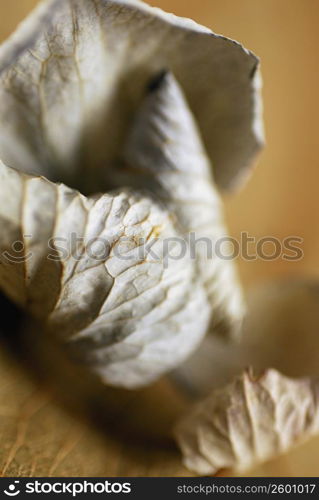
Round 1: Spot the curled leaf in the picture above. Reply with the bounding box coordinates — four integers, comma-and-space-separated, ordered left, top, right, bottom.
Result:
0, 159, 211, 388
0, 50, 246, 387
0, 0, 263, 192
175, 369, 319, 476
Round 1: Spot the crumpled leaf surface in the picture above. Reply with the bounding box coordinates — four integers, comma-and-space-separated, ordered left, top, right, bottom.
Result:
0, 158, 212, 388
174, 279, 319, 475
175, 368, 319, 476
0, 0, 263, 192
0, 59, 245, 387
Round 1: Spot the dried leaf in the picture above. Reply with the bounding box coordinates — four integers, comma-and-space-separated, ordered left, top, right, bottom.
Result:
174, 279, 319, 474
0, 0, 263, 192
0, 159, 211, 388
0, 62, 245, 387
175, 369, 319, 475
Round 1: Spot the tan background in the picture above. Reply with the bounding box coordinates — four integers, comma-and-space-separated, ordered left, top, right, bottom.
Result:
0, 0, 319, 477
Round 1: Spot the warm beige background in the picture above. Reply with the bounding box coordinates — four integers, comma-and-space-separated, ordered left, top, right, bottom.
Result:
0, 0, 319, 477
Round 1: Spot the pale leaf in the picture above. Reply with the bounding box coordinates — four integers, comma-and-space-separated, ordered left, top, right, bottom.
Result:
0, 159, 211, 388
0, 0, 263, 192
175, 369, 319, 475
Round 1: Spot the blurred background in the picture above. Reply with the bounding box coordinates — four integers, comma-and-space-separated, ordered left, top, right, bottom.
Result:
0, 0, 319, 477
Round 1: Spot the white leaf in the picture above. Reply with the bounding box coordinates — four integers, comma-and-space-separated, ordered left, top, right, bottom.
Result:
0, 160, 211, 388
0, 54, 246, 387
175, 369, 319, 475
0, 0, 263, 192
